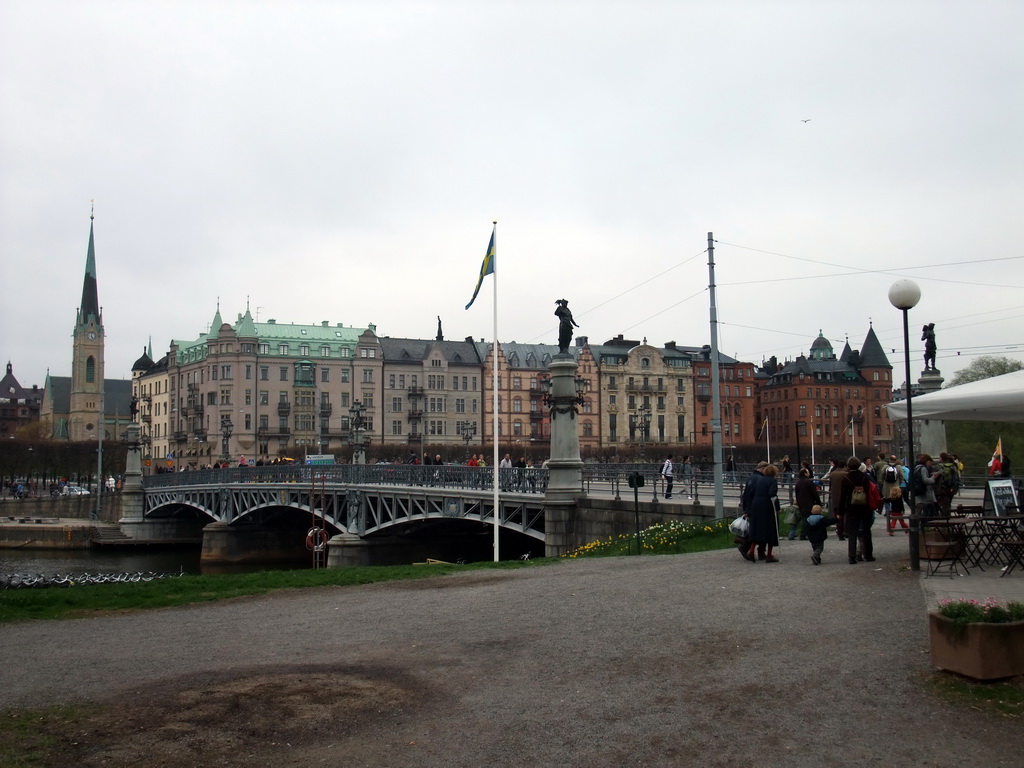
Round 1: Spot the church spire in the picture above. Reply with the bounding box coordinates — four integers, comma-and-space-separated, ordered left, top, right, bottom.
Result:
79, 204, 100, 326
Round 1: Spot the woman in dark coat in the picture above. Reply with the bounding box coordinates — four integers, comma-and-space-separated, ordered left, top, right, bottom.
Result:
742, 464, 780, 562
839, 456, 874, 564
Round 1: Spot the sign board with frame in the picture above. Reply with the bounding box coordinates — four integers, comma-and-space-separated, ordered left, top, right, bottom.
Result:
983, 478, 1019, 516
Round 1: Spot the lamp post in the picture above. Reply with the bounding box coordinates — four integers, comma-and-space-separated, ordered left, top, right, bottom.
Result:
889, 279, 921, 572
348, 400, 367, 465
220, 415, 233, 463
461, 420, 476, 462
635, 403, 652, 461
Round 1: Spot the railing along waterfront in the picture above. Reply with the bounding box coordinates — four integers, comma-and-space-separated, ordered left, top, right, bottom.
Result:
142, 464, 549, 494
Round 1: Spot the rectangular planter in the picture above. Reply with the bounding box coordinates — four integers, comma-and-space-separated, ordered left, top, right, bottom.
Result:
928, 612, 1024, 681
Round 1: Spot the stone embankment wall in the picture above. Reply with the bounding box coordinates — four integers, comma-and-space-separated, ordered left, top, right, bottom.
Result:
0, 495, 122, 523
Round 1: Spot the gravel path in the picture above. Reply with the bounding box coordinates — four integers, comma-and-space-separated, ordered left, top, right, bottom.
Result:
0, 532, 1019, 767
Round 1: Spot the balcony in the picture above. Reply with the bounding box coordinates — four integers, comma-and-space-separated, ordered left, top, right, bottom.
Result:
277, 402, 291, 416
141, 413, 152, 423
319, 403, 333, 417
626, 382, 667, 394
193, 429, 207, 441
408, 386, 424, 398
696, 392, 711, 402
173, 431, 188, 442
407, 409, 423, 420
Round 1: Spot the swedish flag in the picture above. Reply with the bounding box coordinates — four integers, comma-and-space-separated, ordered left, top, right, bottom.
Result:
465, 225, 496, 310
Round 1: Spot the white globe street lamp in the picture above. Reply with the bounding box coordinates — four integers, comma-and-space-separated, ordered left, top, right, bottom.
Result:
889, 279, 921, 571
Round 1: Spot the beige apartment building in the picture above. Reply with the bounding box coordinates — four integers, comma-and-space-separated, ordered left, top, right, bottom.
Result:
589, 335, 694, 456
475, 339, 601, 457
377, 329, 485, 460
134, 307, 380, 468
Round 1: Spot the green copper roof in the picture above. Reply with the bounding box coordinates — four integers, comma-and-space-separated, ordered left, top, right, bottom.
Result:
235, 308, 257, 338
79, 217, 100, 324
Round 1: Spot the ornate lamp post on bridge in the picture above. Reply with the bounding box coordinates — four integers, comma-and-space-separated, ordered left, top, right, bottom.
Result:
460, 420, 476, 462
348, 400, 368, 465
635, 403, 652, 461
219, 415, 233, 463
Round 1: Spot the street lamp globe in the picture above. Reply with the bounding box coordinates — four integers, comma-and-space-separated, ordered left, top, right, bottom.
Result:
888, 279, 921, 311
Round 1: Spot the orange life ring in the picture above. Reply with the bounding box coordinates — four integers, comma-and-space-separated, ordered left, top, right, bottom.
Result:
306, 527, 329, 551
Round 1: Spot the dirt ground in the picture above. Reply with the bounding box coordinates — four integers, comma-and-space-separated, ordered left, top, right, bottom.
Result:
2, 535, 1021, 768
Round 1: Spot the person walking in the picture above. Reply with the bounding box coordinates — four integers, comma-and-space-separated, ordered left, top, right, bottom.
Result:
839, 456, 874, 564
913, 454, 940, 518
661, 455, 674, 499
826, 458, 847, 541
792, 467, 821, 540
741, 464, 781, 563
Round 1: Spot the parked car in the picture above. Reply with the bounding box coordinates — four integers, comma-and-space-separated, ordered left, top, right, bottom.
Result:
63, 485, 90, 496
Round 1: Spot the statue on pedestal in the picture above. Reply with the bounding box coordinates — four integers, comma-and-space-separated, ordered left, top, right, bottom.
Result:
922, 323, 937, 372
555, 299, 579, 354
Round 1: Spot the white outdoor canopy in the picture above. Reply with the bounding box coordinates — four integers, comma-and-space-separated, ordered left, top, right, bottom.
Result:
886, 369, 1024, 423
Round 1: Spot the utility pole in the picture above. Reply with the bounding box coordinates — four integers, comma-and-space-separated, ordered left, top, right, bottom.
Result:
707, 233, 724, 519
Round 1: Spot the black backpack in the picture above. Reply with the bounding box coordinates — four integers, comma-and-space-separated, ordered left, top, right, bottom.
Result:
912, 464, 928, 496
883, 464, 900, 485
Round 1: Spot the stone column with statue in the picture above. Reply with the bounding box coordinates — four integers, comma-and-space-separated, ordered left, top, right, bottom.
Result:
916, 322, 947, 457
544, 299, 585, 556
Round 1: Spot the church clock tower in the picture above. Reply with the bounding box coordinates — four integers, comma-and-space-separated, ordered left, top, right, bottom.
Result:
69, 210, 105, 442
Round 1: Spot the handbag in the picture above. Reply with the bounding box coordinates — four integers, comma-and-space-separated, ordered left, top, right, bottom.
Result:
729, 516, 750, 537
782, 505, 799, 526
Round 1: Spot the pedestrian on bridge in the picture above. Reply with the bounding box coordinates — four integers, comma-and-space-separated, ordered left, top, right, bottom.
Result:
661, 455, 674, 499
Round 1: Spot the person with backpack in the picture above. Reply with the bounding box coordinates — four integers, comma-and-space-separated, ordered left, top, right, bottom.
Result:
935, 451, 961, 516
839, 456, 875, 564
912, 454, 940, 518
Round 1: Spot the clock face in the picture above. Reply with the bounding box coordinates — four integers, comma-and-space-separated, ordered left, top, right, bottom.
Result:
88, 332, 97, 340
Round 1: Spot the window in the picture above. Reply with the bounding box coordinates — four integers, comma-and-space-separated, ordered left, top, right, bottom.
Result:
300, 345, 309, 357
513, 397, 522, 413
245, 389, 252, 406
363, 393, 374, 408
259, 414, 268, 429
513, 376, 522, 389
340, 347, 350, 358
389, 374, 396, 389
279, 344, 289, 355
207, 391, 217, 405
280, 367, 288, 381
321, 368, 329, 383
260, 366, 269, 381
455, 398, 465, 413
259, 343, 270, 354
392, 420, 403, 435
211, 366, 218, 381
260, 390, 269, 405
362, 369, 373, 383
392, 397, 403, 412
321, 345, 331, 357
245, 365, 252, 380
341, 369, 350, 383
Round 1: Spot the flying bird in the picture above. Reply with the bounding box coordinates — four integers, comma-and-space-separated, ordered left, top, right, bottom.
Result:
801, 118, 812, 123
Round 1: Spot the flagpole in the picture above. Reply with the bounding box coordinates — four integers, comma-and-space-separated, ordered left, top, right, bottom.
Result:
766, 413, 771, 464
491, 222, 500, 562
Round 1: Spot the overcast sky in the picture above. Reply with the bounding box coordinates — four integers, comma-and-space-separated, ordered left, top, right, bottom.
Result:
2, 0, 1022, 392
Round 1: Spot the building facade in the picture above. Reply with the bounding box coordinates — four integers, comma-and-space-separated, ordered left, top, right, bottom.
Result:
756, 328, 895, 458
589, 335, 694, 455
378, 326, 484, 458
